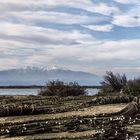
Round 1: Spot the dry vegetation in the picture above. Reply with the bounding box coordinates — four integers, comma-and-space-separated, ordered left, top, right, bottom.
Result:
38, 80, 86, 96
0, 95, 139, 140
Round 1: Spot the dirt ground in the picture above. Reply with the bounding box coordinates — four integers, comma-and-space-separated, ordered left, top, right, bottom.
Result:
0, 95, 139, 140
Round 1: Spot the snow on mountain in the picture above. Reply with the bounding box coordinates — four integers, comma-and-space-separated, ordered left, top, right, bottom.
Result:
0, 66, 101, 86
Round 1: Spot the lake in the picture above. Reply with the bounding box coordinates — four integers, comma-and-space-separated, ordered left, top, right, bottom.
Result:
0, 88, 99, 95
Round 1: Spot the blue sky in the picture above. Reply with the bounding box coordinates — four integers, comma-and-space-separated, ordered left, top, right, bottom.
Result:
0, 0, 140, 76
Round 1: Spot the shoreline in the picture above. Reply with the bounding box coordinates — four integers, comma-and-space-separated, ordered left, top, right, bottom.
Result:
0, 85, 102, 89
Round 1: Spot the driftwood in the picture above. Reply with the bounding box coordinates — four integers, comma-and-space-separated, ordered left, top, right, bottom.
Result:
98, 97, 140, 116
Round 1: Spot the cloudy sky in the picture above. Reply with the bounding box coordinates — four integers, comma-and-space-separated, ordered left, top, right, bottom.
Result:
0, 0, 140, 75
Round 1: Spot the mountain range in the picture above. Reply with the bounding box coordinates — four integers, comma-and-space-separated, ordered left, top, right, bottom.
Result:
0, 66, 101, 86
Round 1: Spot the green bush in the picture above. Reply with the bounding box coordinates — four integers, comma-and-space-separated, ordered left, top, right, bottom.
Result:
38, 80, 86, 96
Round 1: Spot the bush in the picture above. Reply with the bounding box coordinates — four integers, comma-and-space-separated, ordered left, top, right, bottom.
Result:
100, 71, 127, 94
38, 80, 86, 96
123, 78, 140, 96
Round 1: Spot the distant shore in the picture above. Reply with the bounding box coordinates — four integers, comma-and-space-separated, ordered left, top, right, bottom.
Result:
0, 85, 102, 89
0, 85, 43, 89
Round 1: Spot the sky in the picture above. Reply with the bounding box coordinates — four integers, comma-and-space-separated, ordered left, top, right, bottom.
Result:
0, 0, 140, 76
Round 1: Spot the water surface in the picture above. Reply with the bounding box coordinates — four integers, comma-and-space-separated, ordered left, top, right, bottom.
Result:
0, 88, 99, 95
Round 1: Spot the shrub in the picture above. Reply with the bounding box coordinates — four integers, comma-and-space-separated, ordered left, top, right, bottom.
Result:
100, 71, 127, 94
38, 80, 86, 96
123, 78, 140, 96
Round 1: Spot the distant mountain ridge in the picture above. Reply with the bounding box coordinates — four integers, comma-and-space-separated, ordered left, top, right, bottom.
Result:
0, 66, 101, 86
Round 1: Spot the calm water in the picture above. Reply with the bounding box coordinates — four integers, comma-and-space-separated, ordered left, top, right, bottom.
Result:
0, 88, 99, 95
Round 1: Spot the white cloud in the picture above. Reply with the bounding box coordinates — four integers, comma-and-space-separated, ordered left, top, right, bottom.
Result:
0, 0, 139, 75
112, 15, 140, 27
0, 31, 140, 73
47, 1, 121, 16
5, 11, 108, 25
92, 3, 121, 16
65, 39, 140, 61
128, 6, 140, 16
0, 22, 139, 66
112, 1, 140, 27
111, 67, 140, 73
0, 22, 93, 44
0, 58, 19, 69
82, 24, 113, 32
0, 0, 121, 16
113, 0, 140, 4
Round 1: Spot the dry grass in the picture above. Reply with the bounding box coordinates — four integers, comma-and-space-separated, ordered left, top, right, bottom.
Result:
0, 104, 126, 124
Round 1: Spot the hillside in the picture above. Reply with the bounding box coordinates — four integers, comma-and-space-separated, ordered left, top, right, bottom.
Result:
0, 67, 101, 86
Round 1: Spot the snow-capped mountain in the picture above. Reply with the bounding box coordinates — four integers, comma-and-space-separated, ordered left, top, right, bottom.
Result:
0, 66, 101, 86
